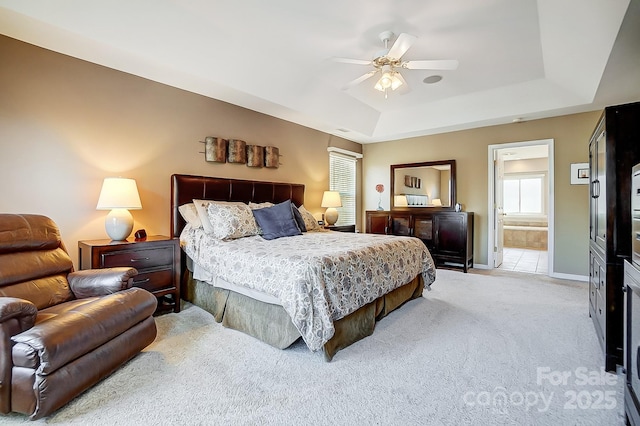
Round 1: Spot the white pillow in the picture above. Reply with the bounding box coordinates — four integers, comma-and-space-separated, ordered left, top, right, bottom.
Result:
206, 202, 260, 240
193, 199, 216, 234
298, 205, 320, 231
178, 203, 202, 229
248, 201, 274, 210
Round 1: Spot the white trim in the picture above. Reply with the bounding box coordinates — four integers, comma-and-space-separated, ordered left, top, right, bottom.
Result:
550, 272, 588, 282
327, 146, 363, 159
472, 263, 490, 270
488, 139, 555, 276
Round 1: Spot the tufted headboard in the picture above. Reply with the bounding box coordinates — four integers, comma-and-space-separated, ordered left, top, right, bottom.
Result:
170, 174, 305, 238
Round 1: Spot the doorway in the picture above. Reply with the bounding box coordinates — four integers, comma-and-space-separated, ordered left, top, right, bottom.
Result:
487, 139, 554, 275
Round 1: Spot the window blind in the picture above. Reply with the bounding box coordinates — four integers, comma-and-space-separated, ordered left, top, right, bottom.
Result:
329, 152, 357, 225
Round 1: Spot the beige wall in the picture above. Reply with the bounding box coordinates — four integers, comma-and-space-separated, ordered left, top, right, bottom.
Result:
0, 35, 361, 267
363, 111, 600, 276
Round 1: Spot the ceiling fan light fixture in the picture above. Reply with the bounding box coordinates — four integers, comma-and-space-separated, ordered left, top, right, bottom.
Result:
390, 72, 403, 90
374, 65, 403, 94
376, 65, 394, 90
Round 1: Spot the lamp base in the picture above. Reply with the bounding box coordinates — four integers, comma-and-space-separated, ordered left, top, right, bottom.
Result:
104, 209, 134, 241
325, 207, 339, 226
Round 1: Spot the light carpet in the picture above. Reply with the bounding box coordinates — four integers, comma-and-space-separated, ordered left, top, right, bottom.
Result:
0, 269, 626, 425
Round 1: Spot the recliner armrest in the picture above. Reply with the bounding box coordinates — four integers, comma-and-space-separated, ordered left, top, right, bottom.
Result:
0, 298, 37, 332
68, 267, 138, 299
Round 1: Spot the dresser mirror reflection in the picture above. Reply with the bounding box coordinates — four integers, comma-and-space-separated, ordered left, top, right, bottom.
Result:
390, 160, 456, 210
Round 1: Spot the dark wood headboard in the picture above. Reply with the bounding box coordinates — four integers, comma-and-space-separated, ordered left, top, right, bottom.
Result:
170, 174, 305, 238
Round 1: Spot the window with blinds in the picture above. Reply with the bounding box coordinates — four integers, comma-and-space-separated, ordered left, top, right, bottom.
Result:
329, 152, 356, 225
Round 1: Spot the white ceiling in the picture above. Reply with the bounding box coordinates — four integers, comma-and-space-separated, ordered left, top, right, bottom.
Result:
0, 0, 638, 143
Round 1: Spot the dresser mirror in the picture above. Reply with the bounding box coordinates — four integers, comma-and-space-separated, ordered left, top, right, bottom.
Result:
390, 160, 456, 210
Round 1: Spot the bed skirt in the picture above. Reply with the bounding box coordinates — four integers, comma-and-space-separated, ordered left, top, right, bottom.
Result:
183, 272, 424, 361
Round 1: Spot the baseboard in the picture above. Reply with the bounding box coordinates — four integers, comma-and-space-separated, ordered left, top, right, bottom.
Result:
549, 271, 588, 282
472, 263, 490, 269
471, 264, 588, 282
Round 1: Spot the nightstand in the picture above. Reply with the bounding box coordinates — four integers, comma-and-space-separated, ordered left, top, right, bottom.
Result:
78, 236, 180, 314
325, 224, 356, 233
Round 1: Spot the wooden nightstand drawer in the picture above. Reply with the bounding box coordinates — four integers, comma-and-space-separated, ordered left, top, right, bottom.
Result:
101, 247, 174, 270
78, 236, 180, 314
132, 269, 175, 293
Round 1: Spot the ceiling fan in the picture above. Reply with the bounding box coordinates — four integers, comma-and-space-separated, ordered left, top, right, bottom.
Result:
334, 31, 458, 98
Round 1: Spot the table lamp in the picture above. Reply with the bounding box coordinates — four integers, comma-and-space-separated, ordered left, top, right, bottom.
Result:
321, 191, 342, 226
96, 177, 142, 241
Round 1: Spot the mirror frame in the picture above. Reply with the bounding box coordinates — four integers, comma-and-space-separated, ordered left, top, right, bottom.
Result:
390, 159, 457, 211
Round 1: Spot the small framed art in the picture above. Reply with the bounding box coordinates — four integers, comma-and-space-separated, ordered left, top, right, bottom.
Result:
571, 163, 589, 185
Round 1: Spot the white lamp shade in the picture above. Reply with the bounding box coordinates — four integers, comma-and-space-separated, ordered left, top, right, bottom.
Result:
394, 195, 408, 207
97, 178, 142, 241
432, 198, 442, 206
96, 178, 142, 210
321, 191, 342, 208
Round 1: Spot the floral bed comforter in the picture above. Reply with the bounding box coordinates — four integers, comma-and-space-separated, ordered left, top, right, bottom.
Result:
180, 226, 436, 351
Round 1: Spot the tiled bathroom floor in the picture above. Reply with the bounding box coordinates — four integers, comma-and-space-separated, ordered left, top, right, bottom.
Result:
497, 247, 548, 274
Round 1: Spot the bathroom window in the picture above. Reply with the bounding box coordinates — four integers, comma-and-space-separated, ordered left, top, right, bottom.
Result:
504, 174, 545, 215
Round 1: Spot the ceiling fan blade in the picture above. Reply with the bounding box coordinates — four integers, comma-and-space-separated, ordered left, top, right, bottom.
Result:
402, 59, 459, 70
332, 57, 372, 65
386, 33, 417, 60
342, 70, 377, 90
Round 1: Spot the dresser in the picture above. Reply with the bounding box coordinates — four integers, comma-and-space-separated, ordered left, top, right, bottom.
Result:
366, 210, 473, 272
588, 101, 640, 372
78, 236, 181, 313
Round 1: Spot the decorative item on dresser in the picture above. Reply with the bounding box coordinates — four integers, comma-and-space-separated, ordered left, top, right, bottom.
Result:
366, 210, 473, 272
587, 101, 640, 373
78, 236, 181, 314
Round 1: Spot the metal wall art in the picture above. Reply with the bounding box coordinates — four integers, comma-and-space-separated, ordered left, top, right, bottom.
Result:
200, 137, 280, 168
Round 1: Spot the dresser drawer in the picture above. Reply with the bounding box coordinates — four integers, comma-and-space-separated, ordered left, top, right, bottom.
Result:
101, 246, 174, 270
132, 269, 175, 293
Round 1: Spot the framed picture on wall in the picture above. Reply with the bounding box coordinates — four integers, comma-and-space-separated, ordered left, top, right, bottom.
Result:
404, 175, 413, 188
571, 162, 589, 185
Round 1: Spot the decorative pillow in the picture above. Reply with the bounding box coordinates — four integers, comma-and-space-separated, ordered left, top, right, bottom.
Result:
248, 201, 275, 210
193, 199, 216, 234
291, 204, 307, 232
178, 203, 202, 229
252, 200, 302, 240
298, 205, 320, 231
206, 202, 260, 240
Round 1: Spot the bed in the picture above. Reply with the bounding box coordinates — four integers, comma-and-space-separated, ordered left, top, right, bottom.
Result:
171, 174, 436, 360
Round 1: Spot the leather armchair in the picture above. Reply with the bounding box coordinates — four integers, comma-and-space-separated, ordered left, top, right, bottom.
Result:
0, 214, 158, 419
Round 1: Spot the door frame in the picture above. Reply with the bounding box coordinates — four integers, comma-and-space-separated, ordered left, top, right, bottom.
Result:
487, 138, 555, 275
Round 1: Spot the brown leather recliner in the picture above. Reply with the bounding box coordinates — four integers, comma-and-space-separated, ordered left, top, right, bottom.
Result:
0, 214, 158, 420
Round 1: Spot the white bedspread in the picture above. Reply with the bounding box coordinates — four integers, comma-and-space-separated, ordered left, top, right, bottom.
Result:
181, 227, 436, 351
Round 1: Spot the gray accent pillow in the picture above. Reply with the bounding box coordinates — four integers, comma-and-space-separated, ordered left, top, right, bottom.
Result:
252, 200, 302, 240
291, 204, 307, 232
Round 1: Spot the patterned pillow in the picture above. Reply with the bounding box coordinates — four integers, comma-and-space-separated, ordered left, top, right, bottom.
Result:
206, 202, 260, 240
178, 203, 202, 229
298, 205, 320, 231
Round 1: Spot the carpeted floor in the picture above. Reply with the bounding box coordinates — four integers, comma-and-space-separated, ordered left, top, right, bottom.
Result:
0, 269, 627, 425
